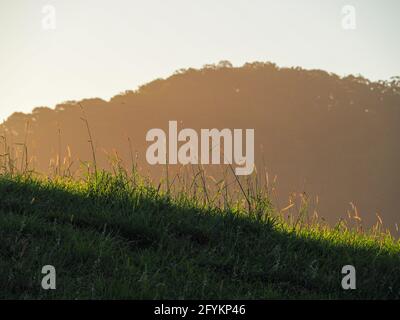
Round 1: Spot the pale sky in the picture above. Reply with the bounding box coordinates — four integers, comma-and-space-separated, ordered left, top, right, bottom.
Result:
0, 0, 399, 121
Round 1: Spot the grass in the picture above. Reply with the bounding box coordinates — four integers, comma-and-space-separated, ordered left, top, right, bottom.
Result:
0, 170, 399, 300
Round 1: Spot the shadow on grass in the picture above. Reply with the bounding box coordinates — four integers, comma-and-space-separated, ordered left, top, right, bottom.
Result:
0, 175, 399, 299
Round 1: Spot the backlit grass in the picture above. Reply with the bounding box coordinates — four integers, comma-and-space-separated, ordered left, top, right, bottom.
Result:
0, 171, 399, 299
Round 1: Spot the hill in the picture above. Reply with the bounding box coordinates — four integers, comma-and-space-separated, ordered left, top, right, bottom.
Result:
0, 171, 399, 299
1, 61, 400, 229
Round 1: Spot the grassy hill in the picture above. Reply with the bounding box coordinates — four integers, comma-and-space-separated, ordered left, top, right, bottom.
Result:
2, 62, 400, 229
0, 171, 399, 299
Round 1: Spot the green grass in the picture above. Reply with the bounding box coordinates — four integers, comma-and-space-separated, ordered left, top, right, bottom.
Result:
0, 172, 399, 299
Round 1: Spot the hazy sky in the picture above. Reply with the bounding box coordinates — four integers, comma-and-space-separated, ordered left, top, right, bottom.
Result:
1, 0, 399, 121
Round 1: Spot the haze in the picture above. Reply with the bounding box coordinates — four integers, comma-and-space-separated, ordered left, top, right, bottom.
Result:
0, 0, 399, 121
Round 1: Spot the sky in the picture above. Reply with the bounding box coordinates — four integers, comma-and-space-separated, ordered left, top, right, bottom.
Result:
0, 0, 399, 121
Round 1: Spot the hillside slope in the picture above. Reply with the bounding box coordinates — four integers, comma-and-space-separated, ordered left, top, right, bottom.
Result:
0, 172, 399, 299
1, 62, 400, 229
